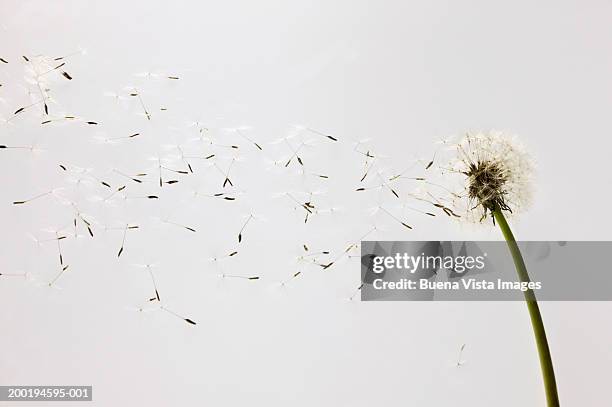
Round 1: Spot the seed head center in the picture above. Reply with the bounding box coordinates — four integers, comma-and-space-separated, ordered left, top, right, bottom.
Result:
466, 160, 509, 213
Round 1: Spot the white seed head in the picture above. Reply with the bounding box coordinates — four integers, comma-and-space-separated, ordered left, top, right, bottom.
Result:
442, 130, 534, 223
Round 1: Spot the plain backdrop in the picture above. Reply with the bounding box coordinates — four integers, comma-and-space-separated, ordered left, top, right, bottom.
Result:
1, 1, 611, 406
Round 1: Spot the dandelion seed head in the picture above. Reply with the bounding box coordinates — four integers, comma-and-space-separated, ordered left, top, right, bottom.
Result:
447, 130, 533, 223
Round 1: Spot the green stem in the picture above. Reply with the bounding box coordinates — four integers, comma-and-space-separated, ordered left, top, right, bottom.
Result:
493, 209, 559, 407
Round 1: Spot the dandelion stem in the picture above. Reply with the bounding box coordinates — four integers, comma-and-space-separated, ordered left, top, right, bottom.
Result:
493, 208, 559, 407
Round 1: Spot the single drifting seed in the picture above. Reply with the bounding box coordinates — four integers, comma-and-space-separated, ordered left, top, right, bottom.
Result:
377, 206, 413, 230
210, 251, 239, 262
401, 202, 436, 218
53, 49, 85, 61
12, 190, 56, 205
349, 283, 365, 301
425, 151, 437, 170
0, 144, 40, 151
235, 129, 263, 151
302, 127, 338, 142
377, 174, 401, 199
160, 306, 196, 326
353, 140, 375, 159
279, 271, 302, 287
144, 265, 161, 302
113, 168, 146, 184
0, 271, 28, 277
56, 231, 65, 265
456, 344, 466, 367
209, 142, 239, 149
48, 264, 70, 287
12, 98, 47, 118
160, 165, 189, 175
221, 273, 260, 281
162, 219, 196, 233
157, 157, 163, 187
129, 90, 150, 120
388, 173, 426, 182
101, 185, 126, 202
352, 142, 378, 181
116, 224, 139, 258
176, 145, 194, 173
30, 234, 67, 245
86, 172, 113, 190
237, 215, 254, 243
106, 133, 141, 143
118, 226, 127, 257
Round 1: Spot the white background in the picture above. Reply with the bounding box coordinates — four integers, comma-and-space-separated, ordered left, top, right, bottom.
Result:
1, 1, 611, 405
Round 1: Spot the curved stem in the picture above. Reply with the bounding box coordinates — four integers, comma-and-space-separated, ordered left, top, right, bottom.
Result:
493, 209, 560, 407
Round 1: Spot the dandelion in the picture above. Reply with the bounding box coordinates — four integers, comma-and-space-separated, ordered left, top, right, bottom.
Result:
441, 131, 532, 223
434, 130, 559, 406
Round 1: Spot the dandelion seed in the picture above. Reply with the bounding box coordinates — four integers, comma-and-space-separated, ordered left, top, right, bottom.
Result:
48, 264, 70, 287
0, 271, 29, 278
297, 126, 338, 142
129, 89, 150, 120
113, 168, 145, 183
160, 306, 196, 326
220, 273, 259, 281
237, 214, 254, 243
456, 343, 466, 367
234, 128, 263, 151
134, 264, 161, 302
12, 189, 58, 205
349, 283, 364, 301
161, 218, 196, 233
113, 223, 139, 258
12, 98, 47, 116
